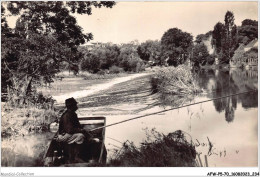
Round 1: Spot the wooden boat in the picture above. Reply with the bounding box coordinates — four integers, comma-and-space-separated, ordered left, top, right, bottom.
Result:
44, 116, 107, 167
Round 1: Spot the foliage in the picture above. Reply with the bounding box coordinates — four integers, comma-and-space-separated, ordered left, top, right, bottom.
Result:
1, 2, 116, 104
81, 44, 120, 72
1, 32, 74, 105
221, 11, 238, 63
212, 11, 238, 63
5, 1, 115, 46
4, 1, 114, 53
195, 34, 205, 44
109, 65, 124, 74
161, 28, 193, 67
80, 51, 101, 73
2, 132, 54, 166
212, 15, 257, 61
212, 22, 224, 53
102, 44, 121, 69
195, 31, 212, 44
191, 43, 210, 66
238, 19, 258, 45
150, 65, 202, 95
80, 42, 145, 73
241, 19, 258, 26
207, 55, 216, 65
108, 129, 196, 167
118, 43, 145, 72
137, 40, 162, 65
2, 105, 58, 138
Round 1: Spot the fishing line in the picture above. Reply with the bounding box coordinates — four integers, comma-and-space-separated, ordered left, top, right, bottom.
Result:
89, 89, 257, 132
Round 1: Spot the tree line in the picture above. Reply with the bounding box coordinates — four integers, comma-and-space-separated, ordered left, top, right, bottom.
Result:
79, 11, 258, 73
193, 11, 258, 66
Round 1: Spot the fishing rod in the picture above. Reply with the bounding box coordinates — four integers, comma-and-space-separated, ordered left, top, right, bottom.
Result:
89, 89, 257, 132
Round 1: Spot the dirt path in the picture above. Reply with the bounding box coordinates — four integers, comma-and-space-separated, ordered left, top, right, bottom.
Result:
53, 72, 152, 104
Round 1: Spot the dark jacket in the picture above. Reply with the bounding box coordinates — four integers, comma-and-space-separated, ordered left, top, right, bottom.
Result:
58, 110, 83, 135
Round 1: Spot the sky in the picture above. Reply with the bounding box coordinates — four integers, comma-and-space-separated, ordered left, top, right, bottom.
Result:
6, 1, 258, 44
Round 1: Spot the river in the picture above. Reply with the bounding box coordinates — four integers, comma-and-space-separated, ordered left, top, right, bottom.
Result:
1, 68, 258, 167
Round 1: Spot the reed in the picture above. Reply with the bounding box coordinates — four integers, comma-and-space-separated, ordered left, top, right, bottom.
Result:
150, 65, 202, 95
1, 133, 51, 167
1, 106, 58, 138
107, 129, 197, 167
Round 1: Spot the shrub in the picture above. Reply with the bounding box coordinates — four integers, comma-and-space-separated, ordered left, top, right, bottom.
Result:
207, 55, 215, 65
109, 65, 124, 74
150, 65, 202, 95
191, 43, 210, 66
108, 129, 197, 167
1, 106, 58, 138
96, 70, 106, 75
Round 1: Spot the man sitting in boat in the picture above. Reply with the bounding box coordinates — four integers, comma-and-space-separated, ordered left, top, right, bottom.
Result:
56, 97, 91, 163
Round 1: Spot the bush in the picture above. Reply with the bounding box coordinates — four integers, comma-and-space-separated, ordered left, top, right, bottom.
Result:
191, 43, 210, 66
207, 55, 215, 65
108, 129, 197, 167
1, 106, 58, 138
109, 65, 124, 74
96, 70, 106, 75
135, 62, 146, 72
5, 87, 55, 110
150, 65, 202, 95
80, 53, 101, 73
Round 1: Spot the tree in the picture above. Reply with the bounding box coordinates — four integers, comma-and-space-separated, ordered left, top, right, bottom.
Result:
238, 19, 258, 44
221, 11, 238, 63
102, 44, 121, 69
212, 22, 224, 54
191, 43, 210, 66
80, 44, 120, 73
81, 52, 102, 73
1, 2, 115, 105
118, 44, 145, 72
241, 19, 258, 26
195, 34, 205, 44
2, 32, 74, 105
161, 28, 193, 66
137, 40, 162, 65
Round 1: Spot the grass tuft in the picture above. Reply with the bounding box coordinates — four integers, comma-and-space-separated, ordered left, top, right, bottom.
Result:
150, 65, 202, 95
107, 129, 197, 167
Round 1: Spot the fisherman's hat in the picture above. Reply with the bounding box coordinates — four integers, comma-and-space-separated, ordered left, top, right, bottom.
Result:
65, 97, 78, 107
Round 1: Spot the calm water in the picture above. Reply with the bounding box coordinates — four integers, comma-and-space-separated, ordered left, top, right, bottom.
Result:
2, 68, 258, 167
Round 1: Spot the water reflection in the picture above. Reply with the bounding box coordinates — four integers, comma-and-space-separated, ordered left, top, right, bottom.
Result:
158, 68, 258, 123
157, 93, 195, 108
1, 132, 54, 167
195, 68, 258, 123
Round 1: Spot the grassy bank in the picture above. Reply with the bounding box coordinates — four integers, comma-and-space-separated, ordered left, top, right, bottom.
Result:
150, 65, 202, 95
1, 103, 58, 166
1, 104, 58, 138
1, 132, 53, 166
